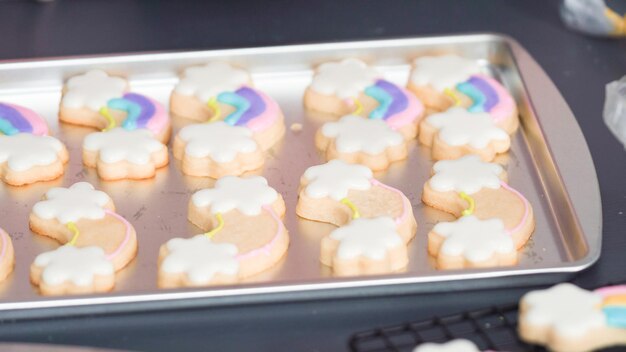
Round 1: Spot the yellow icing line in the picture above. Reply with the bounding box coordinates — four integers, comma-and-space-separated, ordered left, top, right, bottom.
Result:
459, 192, 475, 216
340, 198, 361, 219
67, 222, 80, 246
352, 98, 364, 116
207, 96, 221, 123
204, 213, 224, 239
99, 107, 116, 131
444, 88, 462, 106
604, 8, 626, 35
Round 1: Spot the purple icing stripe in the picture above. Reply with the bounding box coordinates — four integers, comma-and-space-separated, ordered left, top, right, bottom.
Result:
122, 93, 155, 128
375, 80, 408, 119
467, 76, 499, 111
0, 103, 32, 133
233, 87, 266, 126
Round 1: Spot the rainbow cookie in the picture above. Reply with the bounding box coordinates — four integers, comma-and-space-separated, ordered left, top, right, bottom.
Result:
413, 339, 480, 352
29, 182, 137, 295
0, 102, 69, 186
0, 228, 15, 283
158, 176, 288, 287
423, 156, 534, 269
296, 160, 416, 275
519, 283, 626, 352
304, 58, 424, 139
419, 107, 510, 162
171, 62, 285, 150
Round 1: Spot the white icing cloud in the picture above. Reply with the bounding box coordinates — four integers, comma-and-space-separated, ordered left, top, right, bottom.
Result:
174, 62, 250, 102
413, 339, 480, 352
192, 176, 278, 216
162, 234, 239, 284
310, 58, 379, 99
178, 121, 258, 162
83, 127, 165, 165
34, 245, 114, 286
410, 55, 482, 92
429, 155, 503, 194
33, 182, 111, 224
330, 217, 403, 260
427, 107, 509, 149
62, 70, 126, 111
433, 215, 514, 263
303, 159, 373, 201
321, 115, 403, 155
522, 283, 605, 337
0, 133, 64, 172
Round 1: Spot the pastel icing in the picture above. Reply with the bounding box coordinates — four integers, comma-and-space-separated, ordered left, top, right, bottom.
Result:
32, 182, 112, 224
177, 121, 258, 162
410, 55, 481, 92
174, 62, 250, 102
83, 127, 165, 165
365, 79, 424, 130
456, 74, 516, 123
103, 209, 133, 261
522, 283, 605, 337
321, 115, 404, 155
303, 160, 373, 201
62, 70, 126, 111
426, 107, 509, 149
329, 217, 403, 260
433, 215, 514, 262
310, 58, 379, 99
34, 245, 114, 286
0, 102, 48, 136
162, 234, 239, 284
0, 133, 64, 172
218, 87, 280, 132
412, 339, 480, 352
192, 176, 278, 216
595, 285, 626, 328
108, 93, 169, 136
429, 155, 503, 194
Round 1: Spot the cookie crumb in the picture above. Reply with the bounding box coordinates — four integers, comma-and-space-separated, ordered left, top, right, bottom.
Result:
290, 123, 303, 132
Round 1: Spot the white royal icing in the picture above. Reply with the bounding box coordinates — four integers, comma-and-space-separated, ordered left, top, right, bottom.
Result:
33, 182, 111, 224
427, 107, 509, 149
162, 234, 239, 284
433, 215, 514, 263
34, 245, 114, 286
413, 339, 480, 352
174, 62, 250, 102
177, 121, 258, 162
410, 55, 481, 92
429, 155, 503, 195
192, 176, 278, 216
83, 127, 165, 165
303, 159, 373, 201
522, 283, 605, 337
330, 217, 403, 260
61, 70, 126, 111
310, 58, 379, 99
321, 115, 403, 155
0, 133, 64, 172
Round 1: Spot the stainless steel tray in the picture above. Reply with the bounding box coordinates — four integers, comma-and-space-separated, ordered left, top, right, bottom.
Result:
0, 33, 601, 318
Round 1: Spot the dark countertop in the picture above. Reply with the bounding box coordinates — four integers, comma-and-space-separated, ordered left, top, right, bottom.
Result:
0, 1, 625, 351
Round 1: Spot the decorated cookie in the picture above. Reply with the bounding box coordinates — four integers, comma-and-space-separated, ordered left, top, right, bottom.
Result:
304, 58, 424, 139
29, 182, 137, 295
0, 103, 69, 186
413, 339, 480, 352
423, 156, 534, 269
296, 160, 416, 275
419, 107, 510, 161
0, 228, 15, 283
83, 127, 168, 180
316, 115, 407, 171
173, 121, 264, 178
519, 283, 626, 352
171, 62, 285, 150
60, 70, 171, 143
158, 176, 288, 287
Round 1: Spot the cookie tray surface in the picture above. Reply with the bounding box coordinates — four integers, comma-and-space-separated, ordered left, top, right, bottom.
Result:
0, 34, 601, 318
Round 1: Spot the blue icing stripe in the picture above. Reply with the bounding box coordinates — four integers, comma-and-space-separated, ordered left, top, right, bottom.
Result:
364, 85, 392, 119
0, 119, 19, 136
603, 306, 626, 328
108, 98, 142, 130
456, 81, 486, 113
0, 103, 31, 135
217, 91, 251, 126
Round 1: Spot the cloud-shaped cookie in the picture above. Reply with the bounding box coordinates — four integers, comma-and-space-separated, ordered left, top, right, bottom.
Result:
426, 107, 509, 149
329, 217, 403, 260
321, 115, 403, 155
174, 62, 250, 102
429, 155, 503, 194
0, 133, 65, 172
62, 70, 126, 111
410, 55, 481, 92
34, 245, 114, 286
32, 182, 112, 224
83, 127, 166, 165
310, 58, 379, 99
192, 176, 278, 216
303, 159, 373, 200
178, 121, 259, 162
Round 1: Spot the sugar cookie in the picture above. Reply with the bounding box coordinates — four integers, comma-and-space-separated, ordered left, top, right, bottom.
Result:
0, 102, 69, 186
423, 155, 534, 269
413, 339, 480, 352
519, 283, 626, 352
29, 182, 137, 295
0, 228, 15, 283
304, 58, 424, 139
170, 62, 284, 150
158, 176, 288, 287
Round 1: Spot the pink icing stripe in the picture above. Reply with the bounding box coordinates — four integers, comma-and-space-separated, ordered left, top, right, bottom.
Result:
235, 205, 283, 261
385, 86, 424, 131
370, 179, 409, 225
144, 95, 169, 135
474, 74, 515, 123
595, 285, 626, 297
10, 103, 48, 136
104, 209, 133, 261
0, 229, 7, 262
500, 181, 530, 236
245, 89, 280, 132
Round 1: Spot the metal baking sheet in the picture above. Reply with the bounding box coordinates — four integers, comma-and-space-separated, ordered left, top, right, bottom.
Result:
0, 34, 601, 318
